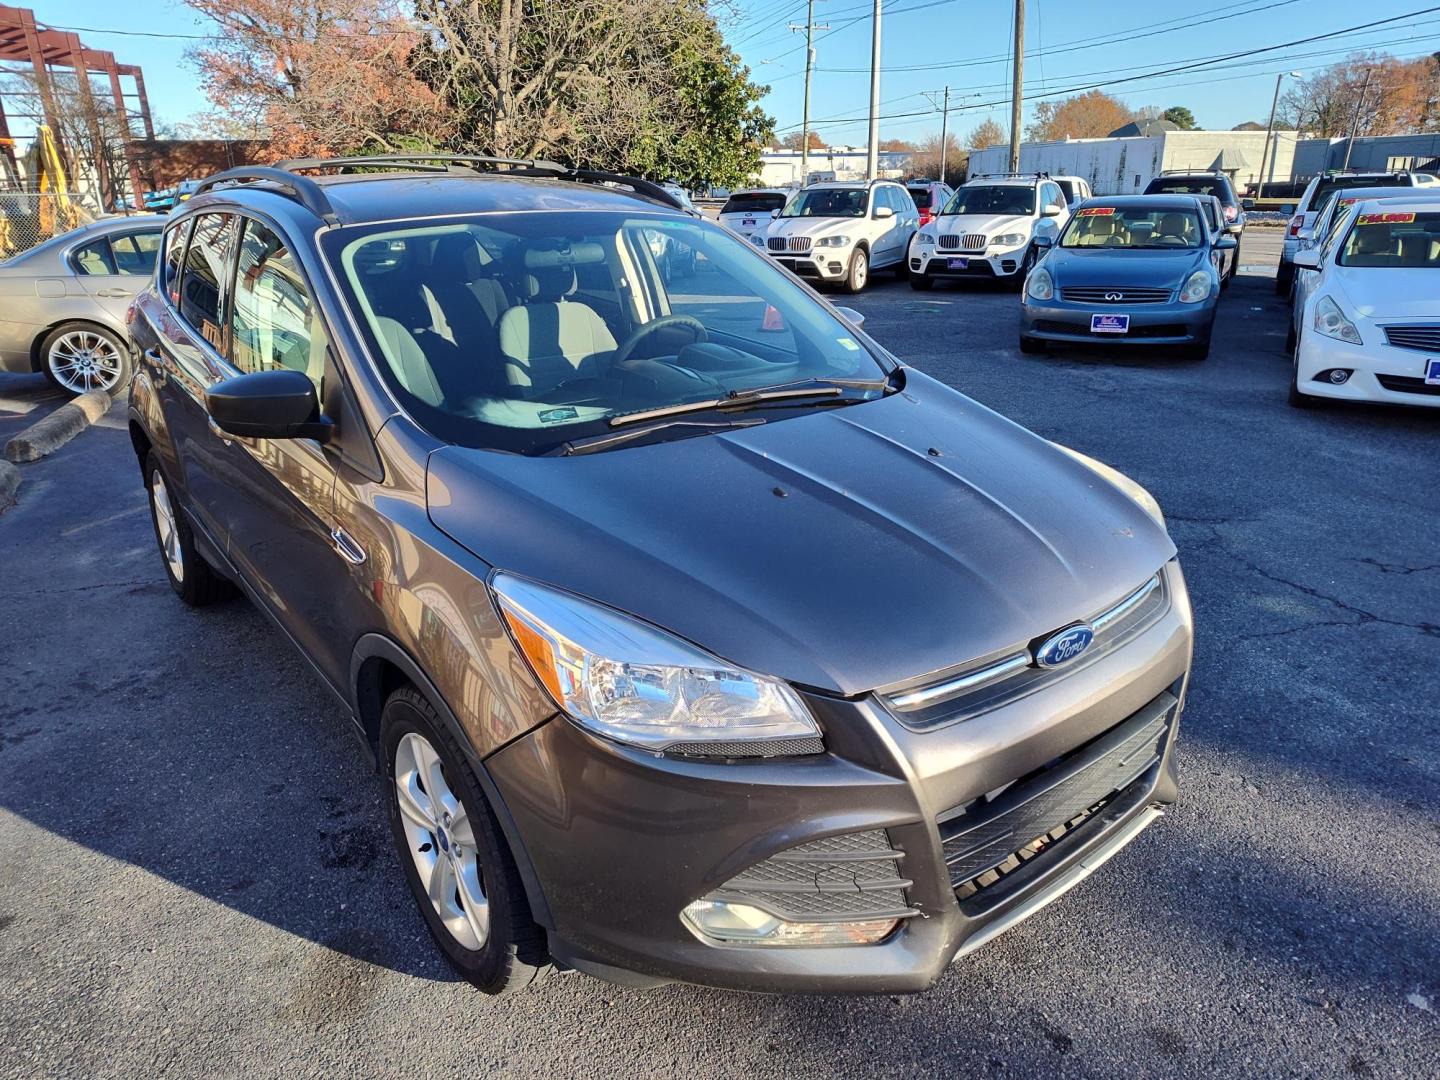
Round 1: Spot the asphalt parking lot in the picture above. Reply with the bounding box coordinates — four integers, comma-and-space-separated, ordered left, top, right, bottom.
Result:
1, 230, 1437, 1079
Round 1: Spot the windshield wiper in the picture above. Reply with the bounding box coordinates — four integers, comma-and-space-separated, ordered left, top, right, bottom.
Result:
609, 374, 895, 428
549, 417, 765, 456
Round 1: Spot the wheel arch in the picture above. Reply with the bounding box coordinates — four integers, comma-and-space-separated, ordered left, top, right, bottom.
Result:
30, 316, 129, 374
351, 632, 556, 930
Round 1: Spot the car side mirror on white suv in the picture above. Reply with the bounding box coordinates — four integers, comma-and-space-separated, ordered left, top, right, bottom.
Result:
1041, 203, 1064, 217
1293, 249, 1321, 269
874, 205, 895, 220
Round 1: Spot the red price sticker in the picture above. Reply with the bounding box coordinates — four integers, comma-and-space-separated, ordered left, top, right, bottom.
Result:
1076, 207, 1115, 217
1357, 212, 1415, 225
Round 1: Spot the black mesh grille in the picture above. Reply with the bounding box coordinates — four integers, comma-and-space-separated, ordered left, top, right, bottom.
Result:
706, 830, 915, 921
1375, 374, 1440, 397
665, 736, 825, 759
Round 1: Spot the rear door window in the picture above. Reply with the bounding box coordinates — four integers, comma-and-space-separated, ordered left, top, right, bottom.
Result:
179, 212, 238, 351
72, 238, 117, 275
230, 218, 327, 394
162, 219, 190, 305
111, 231, 161, 275
908, 187, 932, 209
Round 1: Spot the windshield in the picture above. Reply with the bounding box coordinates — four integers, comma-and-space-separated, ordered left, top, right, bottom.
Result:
779, 188, 869, 218
1310, 176, 1405, 212
940, 185, 1035, 217
1336, 210, 1440, 268
324, 212, 888, 454
1060, 207, 1205, 249
721, 193, 786, 215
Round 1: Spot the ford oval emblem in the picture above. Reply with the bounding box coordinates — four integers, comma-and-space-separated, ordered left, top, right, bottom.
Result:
1035, 624, 1095, 669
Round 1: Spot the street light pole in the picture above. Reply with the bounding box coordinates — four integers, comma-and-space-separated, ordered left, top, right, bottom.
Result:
1342, 68, 1373, 172
1256, 70, 1301, 201
866, 0, 882, 179
1008, 0, 1024, 173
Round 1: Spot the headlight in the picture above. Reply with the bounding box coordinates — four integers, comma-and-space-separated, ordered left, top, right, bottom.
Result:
1314, 295, 1362, 344
493, 575, 821, 753
992, 232, 1027, 247
916, 232, 935, 246
750, 233, 767, 247
815, 234, 852, 248
1179, 269, 1213, 304
1026, 266, 1054, 301
1052, 444, 1165, 528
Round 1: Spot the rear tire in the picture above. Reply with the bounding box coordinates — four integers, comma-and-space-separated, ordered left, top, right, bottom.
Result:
40, 322, 133, 397
382, 687, 552, 995
145, 451, 235, 607
842, 247, 869, 293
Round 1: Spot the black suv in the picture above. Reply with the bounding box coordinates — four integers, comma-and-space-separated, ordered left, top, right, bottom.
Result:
1143, 171, 1245, 278
126, 156, 1192, 995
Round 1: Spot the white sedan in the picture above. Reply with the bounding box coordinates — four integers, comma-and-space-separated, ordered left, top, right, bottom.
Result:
1289, 197, 1440, 408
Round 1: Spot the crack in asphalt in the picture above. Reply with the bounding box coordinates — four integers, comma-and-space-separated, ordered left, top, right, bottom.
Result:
0, 577, 158, 601
1356, 557, 1440, 576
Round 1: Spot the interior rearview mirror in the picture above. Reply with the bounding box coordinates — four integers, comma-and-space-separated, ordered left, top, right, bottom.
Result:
833, 305, 865, 329
874, 206, 895, 219
206, 369, 332, 442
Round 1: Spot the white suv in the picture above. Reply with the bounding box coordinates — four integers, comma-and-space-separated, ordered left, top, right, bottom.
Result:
753, 180, 918, 292
908, 175, 1069, 290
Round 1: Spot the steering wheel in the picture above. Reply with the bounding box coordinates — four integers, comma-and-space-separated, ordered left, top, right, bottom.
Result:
612, 315, 708, 367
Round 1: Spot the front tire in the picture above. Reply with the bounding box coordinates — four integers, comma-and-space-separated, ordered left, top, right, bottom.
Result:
1018, 334, 1048, 355
1274, 262, 1294, 296
41, 322, 133, 397
842, 246, 869, 293
1288, 338, 1322, 408
383, 687, 552, 995
1011, 246, 1037, 292
909, 273, 934, 291
145, 452, 235, 607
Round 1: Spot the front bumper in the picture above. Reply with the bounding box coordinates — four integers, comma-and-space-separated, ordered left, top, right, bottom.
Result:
910, 245, 1027, 280
763, 247, 854, 281
1021, 295, 1217, 346
486, 562, 1193, 993
1296, 332, 1440, 407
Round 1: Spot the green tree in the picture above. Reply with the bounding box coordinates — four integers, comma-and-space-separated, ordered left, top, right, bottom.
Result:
414, 0, 772, 189
1162, 105, 1197, 130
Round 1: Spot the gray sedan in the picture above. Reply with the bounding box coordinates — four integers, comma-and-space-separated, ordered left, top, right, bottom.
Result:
0, 215, 163, 394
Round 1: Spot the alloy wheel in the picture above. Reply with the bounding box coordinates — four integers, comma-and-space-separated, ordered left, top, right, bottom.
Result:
394, 732, 489, 951
150, 470, 185, 583
48, 330, 123, 394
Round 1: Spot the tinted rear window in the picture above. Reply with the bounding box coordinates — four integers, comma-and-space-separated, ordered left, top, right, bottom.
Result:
907, 187, 935, 209
721, 193, 786, 215
1147, 177, 1231, 202
1309, 176, 1406, 211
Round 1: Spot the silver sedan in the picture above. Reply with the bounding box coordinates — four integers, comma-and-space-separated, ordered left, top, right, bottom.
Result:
0, 215, 164, 395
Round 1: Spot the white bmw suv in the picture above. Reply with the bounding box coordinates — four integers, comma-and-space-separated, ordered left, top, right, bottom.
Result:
909, 175, 1069, 290
753, 180, 918, 292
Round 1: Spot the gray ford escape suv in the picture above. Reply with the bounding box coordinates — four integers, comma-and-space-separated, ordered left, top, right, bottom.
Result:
127, 156, 1193, 996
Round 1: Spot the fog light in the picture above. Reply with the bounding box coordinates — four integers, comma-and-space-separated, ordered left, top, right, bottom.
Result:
681, 900, 899, 947
910, 258, 921, 270
1324, 368, 1352, 385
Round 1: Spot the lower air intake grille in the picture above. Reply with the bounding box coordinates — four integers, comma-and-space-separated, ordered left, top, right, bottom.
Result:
666, 736, 825, 758
709, 829, 914, 921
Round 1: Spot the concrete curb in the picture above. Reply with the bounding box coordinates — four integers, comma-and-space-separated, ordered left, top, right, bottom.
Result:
3, 389, 113, 464
0, 459, 19, 506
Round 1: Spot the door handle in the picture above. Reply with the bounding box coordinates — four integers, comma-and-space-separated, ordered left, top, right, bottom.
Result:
330, 526, 367, 566
142, 347, 167, 387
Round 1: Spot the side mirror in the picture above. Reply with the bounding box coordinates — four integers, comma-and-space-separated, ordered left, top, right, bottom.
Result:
206, 369, 332, 442
833, 305, 865, 330
1292, 249, 1321, 270
1033, 233, 1054, 249
770, 208, 781, 219
874, 205, 895, 219
1214, 234, 1238, 250
1042, 203, 1063, 217
1241, 198, 1256, 210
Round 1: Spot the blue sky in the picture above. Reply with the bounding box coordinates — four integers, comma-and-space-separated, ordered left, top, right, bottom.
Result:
22, 0, 1440, 144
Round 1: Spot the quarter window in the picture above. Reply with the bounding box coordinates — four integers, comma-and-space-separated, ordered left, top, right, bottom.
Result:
162, 220, 190, 305
229, 219, 326, 394
72, 230, 162, 276
179, 213, 238, 350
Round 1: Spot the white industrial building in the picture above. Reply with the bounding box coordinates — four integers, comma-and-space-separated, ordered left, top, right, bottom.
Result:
966, 129, 1301, 195
755, 147, 911, 188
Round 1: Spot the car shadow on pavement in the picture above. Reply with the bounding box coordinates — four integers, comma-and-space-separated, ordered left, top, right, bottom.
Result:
0, 372, 69, 440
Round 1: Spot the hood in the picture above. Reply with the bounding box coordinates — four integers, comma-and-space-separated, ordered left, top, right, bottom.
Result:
767, 216, 867, 240
1332, 268, 1440, 320
1046, 246, 1208, 288
426, 371, 1175, 696
928, 212, 1031, 238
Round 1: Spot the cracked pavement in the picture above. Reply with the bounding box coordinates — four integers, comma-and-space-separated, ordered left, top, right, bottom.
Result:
1, 233, 1438, 1079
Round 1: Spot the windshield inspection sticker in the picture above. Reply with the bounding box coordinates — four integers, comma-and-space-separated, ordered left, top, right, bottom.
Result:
1076, 207, 1115, 217
836, 336, 861, 351
1358, 212, 1416, 225
538, 407, 580, 424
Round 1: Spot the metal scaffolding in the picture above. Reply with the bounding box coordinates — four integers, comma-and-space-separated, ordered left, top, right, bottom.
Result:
0, 4, 155, 209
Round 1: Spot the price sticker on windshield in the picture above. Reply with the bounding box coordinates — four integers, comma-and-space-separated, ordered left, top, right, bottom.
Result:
1076, 207, 1115, 217
1357, 212, 1415, 225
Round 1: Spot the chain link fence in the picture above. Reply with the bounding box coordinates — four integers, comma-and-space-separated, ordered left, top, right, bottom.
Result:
0, 190, 101, 261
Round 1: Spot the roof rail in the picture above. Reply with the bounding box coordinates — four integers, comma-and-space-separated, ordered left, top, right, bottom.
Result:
1157, 168, 1224, 176
968, 171, 1050, 181
189, 167, 340, 224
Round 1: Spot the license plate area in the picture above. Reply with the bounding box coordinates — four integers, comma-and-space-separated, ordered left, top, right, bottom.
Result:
1426, 358, 1440, 385
947, 257, 969, 270
1091, 313, 1130, 334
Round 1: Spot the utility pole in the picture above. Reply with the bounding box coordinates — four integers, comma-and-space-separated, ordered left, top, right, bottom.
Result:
866, 0, 882, 179
938, 86, 950, 184
1256, 70, 1301, 201
790, 1, 828, 187
1008, 0, 1024, 173
1342, 68, 1373, 172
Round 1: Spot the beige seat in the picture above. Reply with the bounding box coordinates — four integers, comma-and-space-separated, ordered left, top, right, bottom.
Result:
497, 245, 618, 398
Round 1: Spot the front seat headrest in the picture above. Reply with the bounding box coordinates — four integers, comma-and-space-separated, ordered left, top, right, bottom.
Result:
517, 242, 607, 301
